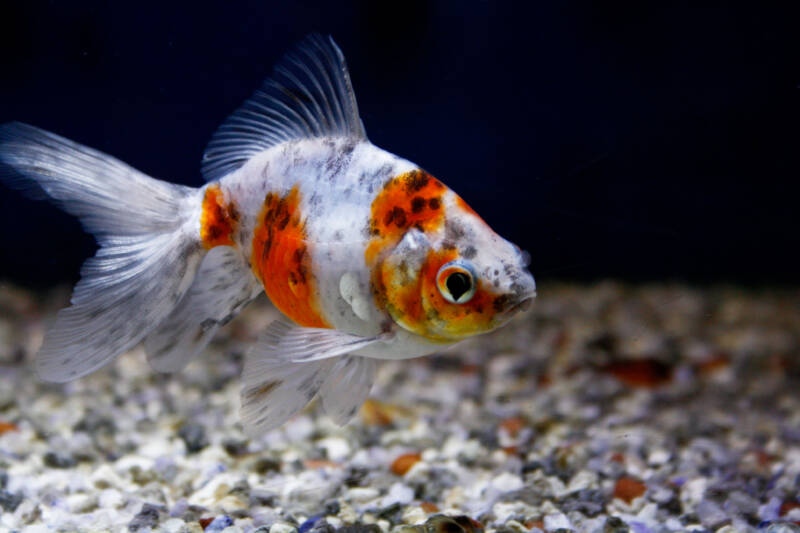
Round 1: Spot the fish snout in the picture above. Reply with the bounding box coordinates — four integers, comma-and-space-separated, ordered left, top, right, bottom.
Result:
494, 271, 536, 319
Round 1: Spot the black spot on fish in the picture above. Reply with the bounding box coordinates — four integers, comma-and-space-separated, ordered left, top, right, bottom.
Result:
404, 170, 429, 192
462, 245, 477, 259
392, 206, 407, 227
411, 196, 426, 213
428, 197, 441, 210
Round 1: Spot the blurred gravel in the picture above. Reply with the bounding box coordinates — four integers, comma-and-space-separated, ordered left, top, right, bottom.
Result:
1, 282, 799, 533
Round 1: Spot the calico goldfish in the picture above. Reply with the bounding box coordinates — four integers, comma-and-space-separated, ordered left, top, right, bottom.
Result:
0, 35, 535, 434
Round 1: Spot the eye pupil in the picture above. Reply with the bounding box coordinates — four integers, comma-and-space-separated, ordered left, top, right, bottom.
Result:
446, 272, 472, 302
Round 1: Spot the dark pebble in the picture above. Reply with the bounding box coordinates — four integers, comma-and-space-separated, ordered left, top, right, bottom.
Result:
0, 490, 23, 512
338, 524, 382, 533
559, 489, 607, 517
603, 516, 630, 533
0, 470, 7, 489
344, 466, 369, 487
376, 502, 404, 522
253, 457, 281, 474
178, 423, 209, 454
128, 503, 163, 532
43, 451, 76, 469
323, 500, 340, 516
73, 410, 116, 434
222, 439, 248, 457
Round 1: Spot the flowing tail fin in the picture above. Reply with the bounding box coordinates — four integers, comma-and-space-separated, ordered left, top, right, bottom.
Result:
0, 122, 204, 382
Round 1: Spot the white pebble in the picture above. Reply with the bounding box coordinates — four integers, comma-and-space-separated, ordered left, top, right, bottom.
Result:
381, 482, 414, 507
270, 523, 298, 533
490, 472, 523, 492
543, 512, 572, 530
318, 437, 351, 461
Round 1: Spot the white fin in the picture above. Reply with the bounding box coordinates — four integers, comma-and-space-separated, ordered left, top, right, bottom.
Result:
201, 34, 366, 182
0, 123, 203, 382
319, 356, 377, 426
258, 318, 388, 363
240, 319, 385, 435
145, 246, 262, 373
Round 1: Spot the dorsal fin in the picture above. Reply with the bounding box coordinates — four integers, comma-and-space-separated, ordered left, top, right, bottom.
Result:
201, 34, 367, 182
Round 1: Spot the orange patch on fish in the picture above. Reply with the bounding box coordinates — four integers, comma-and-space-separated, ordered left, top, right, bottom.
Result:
200, 184, 238, 249
377, 246, 499, 341
252, 185, 329, 328
419, 248, 498, 336
365, 169, 445, 265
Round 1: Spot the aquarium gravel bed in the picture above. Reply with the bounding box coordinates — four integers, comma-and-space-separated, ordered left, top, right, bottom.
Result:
1, 283, 799, 533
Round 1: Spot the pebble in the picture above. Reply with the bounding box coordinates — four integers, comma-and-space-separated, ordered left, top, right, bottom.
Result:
179, 422, 210, 454
270, 523, 299, 533
1, 284, 798, 531
128, 503, 163, 531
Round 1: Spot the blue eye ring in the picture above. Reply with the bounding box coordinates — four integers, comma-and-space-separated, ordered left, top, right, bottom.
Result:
436, 260, 477, 304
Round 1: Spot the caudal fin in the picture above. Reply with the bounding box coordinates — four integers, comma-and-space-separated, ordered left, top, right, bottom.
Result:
0, 122, 204, 382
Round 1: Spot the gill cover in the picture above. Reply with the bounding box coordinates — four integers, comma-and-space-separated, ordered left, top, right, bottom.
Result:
377, 229, 503, 342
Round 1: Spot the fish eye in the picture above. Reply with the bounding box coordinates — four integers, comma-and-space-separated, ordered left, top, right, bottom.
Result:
436, 260, 477, 304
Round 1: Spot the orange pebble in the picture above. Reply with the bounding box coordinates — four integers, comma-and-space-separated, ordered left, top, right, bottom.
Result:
420, 502, 439, 513
614, 476, 647, 504
391, 452, 421, 475
781, 501, 800, 516
0, 421, 18, 435
361, 399, 394, 426
499, 417, 525, 438
603, 359, 673, 388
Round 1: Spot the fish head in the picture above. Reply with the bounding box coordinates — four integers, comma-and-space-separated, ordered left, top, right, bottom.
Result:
369, 170, 535, 343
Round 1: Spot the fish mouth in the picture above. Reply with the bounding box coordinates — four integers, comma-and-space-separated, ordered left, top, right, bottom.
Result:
507, 297, 534, 315
497, 294, 535, 322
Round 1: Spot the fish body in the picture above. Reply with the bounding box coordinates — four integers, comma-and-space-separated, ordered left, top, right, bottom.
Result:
0, 35, 535, 433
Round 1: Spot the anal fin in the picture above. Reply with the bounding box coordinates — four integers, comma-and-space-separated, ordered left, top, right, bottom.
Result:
241, 319, 386, 435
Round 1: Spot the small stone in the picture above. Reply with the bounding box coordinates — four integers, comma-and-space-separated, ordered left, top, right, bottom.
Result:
337, 525, 382, 533
317, 437, 351, 461
178, 423, 209, 454
603, 516, 629, 533
204, 515, 234, 532
253, 457, 281, 474
0, 421, 18, 435
323, 500, 341, 516
613, 477, 646, 504
299, 516, 324, 533
222, 439, 249, 457
0, 490, 23, 512
765, 524, 800, 533
696, 499, 729, 529
390, 453, 421, 476
491, 472, 524, 492
270, 523, 299, 533
43, 451, 77, 469
543, 513, 571, 531
381, 483, 414, 507
129, 503, 163, 532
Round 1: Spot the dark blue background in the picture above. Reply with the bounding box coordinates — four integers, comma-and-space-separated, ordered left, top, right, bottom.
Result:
0, 2, 797, 287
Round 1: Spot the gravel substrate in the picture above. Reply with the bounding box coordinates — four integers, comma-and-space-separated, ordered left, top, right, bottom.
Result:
1, 282, 799, 533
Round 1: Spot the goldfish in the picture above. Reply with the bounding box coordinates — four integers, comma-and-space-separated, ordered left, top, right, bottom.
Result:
0, 35, 535, 434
